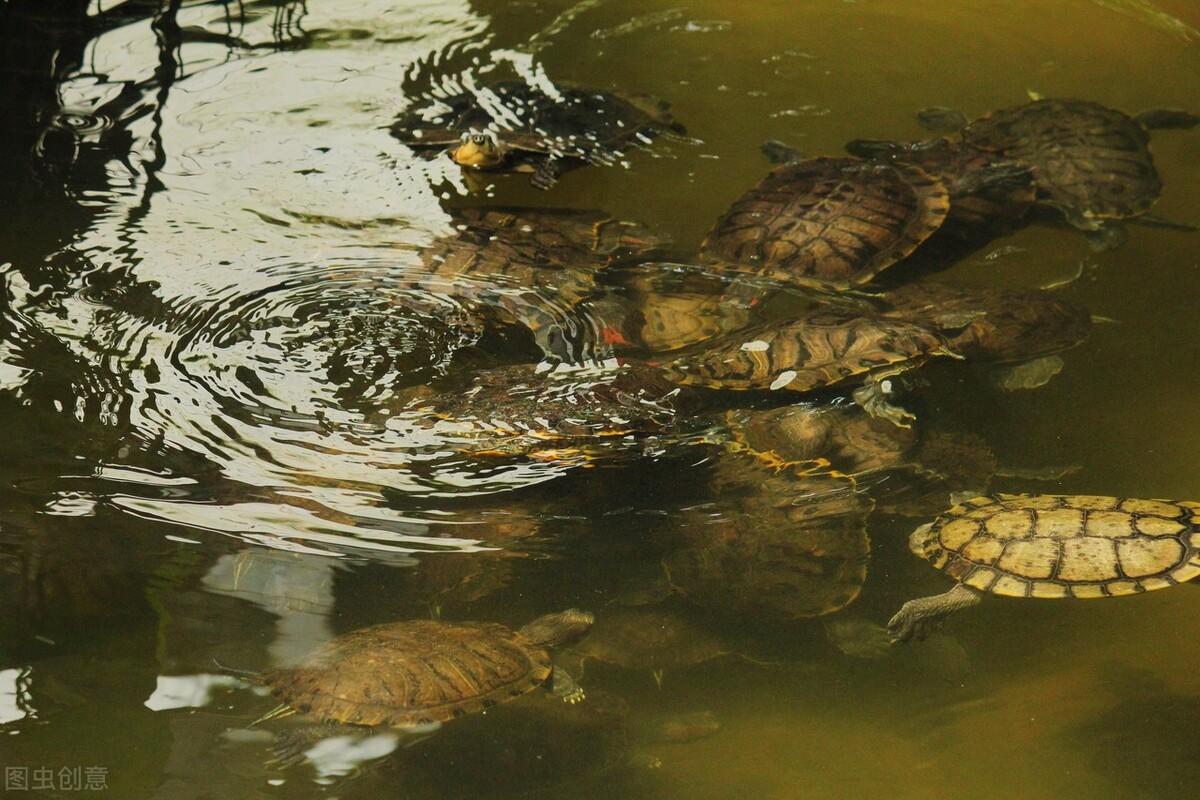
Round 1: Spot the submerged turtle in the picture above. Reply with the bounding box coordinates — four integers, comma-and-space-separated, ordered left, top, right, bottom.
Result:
257, 609, 594, 761
655, 307, 960, 427
856, 98, 1199, 243
880, 281, 1091, 364
391, 80, 683, 188
889, 494, 1200, 641
412, 207, 668, 359
662, 450, 872, 621
564, 607, 736, 686
700, 156, 951, 290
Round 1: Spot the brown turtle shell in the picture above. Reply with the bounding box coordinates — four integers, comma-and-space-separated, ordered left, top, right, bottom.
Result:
663, 455, 872, 619
881, 281, 1092, 363
657, 309, 953, 393
961, 99, 1161, 229
263, 620, 553, 727
701, 156, 951, 290
912, 494, 1200, 598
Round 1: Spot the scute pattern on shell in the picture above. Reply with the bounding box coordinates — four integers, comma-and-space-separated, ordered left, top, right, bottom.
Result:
263, 620, 553, 727
701, 156, 950, 290
912, 494, 1200, 598
961, 99, 1161, 228
658, 310, 951, 392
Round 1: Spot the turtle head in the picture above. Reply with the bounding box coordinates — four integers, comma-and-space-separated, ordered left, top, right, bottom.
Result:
519, 609, 594, 648
451, 130, 504, 169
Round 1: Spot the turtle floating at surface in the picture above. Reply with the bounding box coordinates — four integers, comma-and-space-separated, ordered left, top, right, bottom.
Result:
847, 97, 1199, 248
391, 79, 684, 189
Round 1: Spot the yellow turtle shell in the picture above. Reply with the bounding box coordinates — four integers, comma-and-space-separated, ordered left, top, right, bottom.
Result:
911, 494, 1200, 598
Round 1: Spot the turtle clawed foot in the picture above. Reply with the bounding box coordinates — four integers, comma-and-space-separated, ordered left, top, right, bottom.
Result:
561, 686, 586, 705
886, 601, 938, 644
853, 381, 914, 428
267, 732, 311, 770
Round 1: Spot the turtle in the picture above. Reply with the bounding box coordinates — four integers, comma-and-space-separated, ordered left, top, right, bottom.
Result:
390, 80, 683, 189
253, 609, 595, 763
563, 607, 737, 688
888, 494, 1200, 642
858, 98, 1199, 244
653, 307, 961, 427
411, 207, 668, 359
661, 450, 873, 622
881, 280, 1091, 363
700, 156, 951, 291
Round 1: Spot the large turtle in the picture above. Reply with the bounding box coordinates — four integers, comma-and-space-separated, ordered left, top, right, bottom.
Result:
654, 307, 960, 427
888, 494, 1200, 641
391, 80, 683, 188
854, 98, 1198, 244
700, 156, 951, 290
256, 609, 594, 761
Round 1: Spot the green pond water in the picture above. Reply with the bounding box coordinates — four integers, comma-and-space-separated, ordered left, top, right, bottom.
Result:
1, 1, 1200, 797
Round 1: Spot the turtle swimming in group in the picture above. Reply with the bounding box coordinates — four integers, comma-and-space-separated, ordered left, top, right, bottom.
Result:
848, 98, 1199, 247
251, 609, 595, 763
700, 155, 952, 291
654, 306, 961, 427
879, 280, 1093, 390
888, 494, 1200, 642
391, 80, 684, 189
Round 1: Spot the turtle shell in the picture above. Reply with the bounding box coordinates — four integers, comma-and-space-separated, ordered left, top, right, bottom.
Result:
662, 454, 872, 619
657, 309, 952, 393
881, 281, 1092, 363
960, 99, 1161, 229
701, 156, 951, 290
263, 620, 554, 727
911, 494, 1200, 598
391, 80, 679, 164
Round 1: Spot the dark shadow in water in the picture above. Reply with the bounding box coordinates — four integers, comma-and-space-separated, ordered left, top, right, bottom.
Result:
1061, 663, 1200, 798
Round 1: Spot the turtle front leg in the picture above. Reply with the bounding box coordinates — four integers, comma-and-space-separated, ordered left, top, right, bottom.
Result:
530, 157, 563, 190
852, 380, 915, 429
549, 664, 586, 704
887, 583, 982, 643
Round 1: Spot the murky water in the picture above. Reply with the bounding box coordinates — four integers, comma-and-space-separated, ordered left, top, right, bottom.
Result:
1, 1, 1199, 797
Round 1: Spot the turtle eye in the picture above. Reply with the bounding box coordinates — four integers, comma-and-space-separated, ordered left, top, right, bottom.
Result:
472, 134, 488, 146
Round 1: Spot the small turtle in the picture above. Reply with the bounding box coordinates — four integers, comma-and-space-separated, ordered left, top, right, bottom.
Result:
881, 281, 1092, 363
655, 308, 960, 427
701, 156, 951, 290
889, 494, 1200, 641
255, 609, 594, 762
391, 80, 683, 188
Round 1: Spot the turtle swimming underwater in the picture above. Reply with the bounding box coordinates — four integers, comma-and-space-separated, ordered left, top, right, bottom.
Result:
888, 494, 1200, 641
391, 80, 683, 188
850, 98, 1199, 245
880, 281, 1092, 365
255, 609, 594, 762
700, 155, 951, 291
